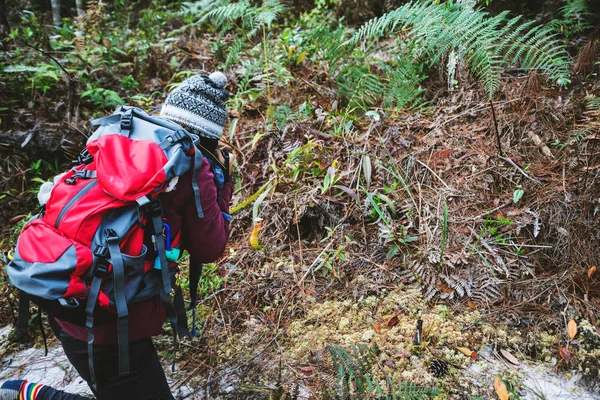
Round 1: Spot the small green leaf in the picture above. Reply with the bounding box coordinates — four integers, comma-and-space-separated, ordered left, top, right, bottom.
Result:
387, 245, 400, 259
513, 189, 524, 203
365, 110, 380, 121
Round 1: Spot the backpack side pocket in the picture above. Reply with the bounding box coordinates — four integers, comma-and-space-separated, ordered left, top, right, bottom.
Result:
7, 219, 93, 300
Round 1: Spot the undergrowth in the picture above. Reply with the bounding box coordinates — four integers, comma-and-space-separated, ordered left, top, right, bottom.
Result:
1, 0, 600, 398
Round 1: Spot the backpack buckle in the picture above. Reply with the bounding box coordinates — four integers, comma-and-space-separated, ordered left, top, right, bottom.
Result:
149, 200, 163, 216
104, 228, 119, 244
94, 244, 110, 258
72, 149, 93, 166
120, 113, 133, 132
94, 262, 108, 278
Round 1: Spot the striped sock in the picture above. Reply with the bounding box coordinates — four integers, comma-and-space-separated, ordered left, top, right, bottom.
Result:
19, 382, 44, 400
0, 380, 25, 400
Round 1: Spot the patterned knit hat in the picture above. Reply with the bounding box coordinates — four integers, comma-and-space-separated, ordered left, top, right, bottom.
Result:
160, 71, 229, 140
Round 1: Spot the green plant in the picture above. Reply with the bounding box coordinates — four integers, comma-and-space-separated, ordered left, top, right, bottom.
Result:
279, 141, 319, 183
317, 243, 347, 277
197, 263, 224, 298
324, 343, 439, 399
227, 59, 265, 114
513, 187, 524, 203
347, 0, 571, 99
365, 190, 418, 259
439, 305, 450, 321
3, 64, 62, 104
80, 86, 125, 109
203, 0, 287, 122
548, 0, 592, 42
321, 160, 342, 194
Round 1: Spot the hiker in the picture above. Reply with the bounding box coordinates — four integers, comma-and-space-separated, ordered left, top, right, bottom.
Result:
1, 72, 234, 400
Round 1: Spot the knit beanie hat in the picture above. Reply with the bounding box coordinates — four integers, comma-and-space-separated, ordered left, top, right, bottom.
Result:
160, 71, 229, 140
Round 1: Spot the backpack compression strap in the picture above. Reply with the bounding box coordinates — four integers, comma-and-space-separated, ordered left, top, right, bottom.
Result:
149, 201, 188, 338
16, 291, 30, 335
105, 229, 130, 376
85, 246, 109, 391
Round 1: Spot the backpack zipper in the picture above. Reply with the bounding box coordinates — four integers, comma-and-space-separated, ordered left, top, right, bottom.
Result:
55, 180, 98, 229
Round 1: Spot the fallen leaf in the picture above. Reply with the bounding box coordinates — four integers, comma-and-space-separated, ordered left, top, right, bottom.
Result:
388, 316, 399, 327
558, 346, 571, 363
456, 347, 473, 357
297, 366, 315, 374
494, 377, 509, 400
249, 221, 263, 249
499, 348, 519, 365
8, 215, 27, 224
384, 359, 397, 369
567, 320, 577, 340
470, 351, 479, 361
588, 266, 597, 279
437, 284, 453, 294
467, 299, 477, 309
373, 322, 381, 334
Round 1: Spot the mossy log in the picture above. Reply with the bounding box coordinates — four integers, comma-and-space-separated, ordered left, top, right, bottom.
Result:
0, 128, 73, 159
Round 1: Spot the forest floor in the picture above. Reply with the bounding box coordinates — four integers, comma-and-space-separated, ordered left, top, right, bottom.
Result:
2, 35, 600, 400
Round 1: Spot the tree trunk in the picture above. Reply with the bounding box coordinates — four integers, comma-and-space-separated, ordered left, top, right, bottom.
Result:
51, 0, 61, 26
0, 128, 70, 158
76, 0, 86, 16
0, 0, 10, 40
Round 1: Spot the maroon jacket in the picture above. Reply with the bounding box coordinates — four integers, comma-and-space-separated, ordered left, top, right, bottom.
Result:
55, 157, 232, 344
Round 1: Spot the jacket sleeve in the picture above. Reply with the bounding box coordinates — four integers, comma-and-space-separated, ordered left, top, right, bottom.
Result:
163, 157, 232, 263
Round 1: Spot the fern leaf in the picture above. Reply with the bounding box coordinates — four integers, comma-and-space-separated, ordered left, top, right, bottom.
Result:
346, 0, 571, 98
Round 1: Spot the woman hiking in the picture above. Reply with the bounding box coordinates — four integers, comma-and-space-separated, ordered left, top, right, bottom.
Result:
1, 72, 234, 400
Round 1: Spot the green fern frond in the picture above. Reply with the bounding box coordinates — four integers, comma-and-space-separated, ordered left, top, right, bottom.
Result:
328, 344, 363, 378
548, 0, 592, 38
203, 1, 254, 31
346, 0, 571, 98
223, 37, 245, 70
381, 59, 426, 110
205, 0, 285, 31
254, 0, 286, 29
586, 96, 600, 110
392, 381, 440, 399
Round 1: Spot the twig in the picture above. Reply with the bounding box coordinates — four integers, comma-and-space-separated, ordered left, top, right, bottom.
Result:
414, 159, 453, 191
498, 156, 542, 185
490, 99, 503, 156
298, 240, 335, 285
463, 201, 512, 222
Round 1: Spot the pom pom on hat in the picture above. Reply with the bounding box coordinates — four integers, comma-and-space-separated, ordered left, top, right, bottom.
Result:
160, 71, 230, 140
208, 71, 227, 89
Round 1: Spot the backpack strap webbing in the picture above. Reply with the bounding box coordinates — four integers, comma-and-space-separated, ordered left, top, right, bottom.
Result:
85, 251, 109, 391
16, 290, 30, 334
149, 201, 188, 337
105, 228, 130, 376
191, 141, 205, 219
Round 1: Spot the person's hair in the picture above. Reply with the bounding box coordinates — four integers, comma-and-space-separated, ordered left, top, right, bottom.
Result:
200, 137, 219, 152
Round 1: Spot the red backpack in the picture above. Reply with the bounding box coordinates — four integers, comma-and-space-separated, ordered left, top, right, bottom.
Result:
7, 106, 205, 383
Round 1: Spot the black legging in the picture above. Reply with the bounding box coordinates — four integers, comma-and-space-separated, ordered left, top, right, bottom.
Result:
47, 318, 174, 400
